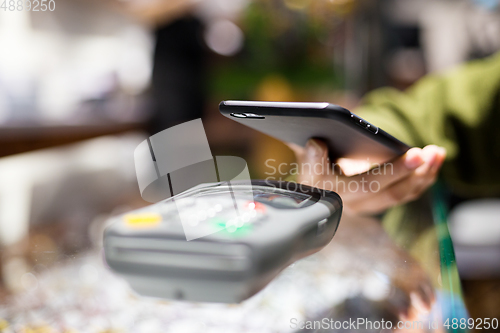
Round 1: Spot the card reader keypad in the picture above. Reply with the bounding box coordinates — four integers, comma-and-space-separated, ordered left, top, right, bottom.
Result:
173, 196, 266, 234
124, 195, 267, 236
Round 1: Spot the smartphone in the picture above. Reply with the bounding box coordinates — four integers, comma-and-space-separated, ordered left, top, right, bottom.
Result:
219, 100, 410, 164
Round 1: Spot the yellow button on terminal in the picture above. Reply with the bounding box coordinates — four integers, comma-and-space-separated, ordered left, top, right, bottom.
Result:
124, 213, 162, 228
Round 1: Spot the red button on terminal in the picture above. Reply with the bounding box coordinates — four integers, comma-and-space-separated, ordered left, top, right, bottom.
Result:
245, 201, 266, 213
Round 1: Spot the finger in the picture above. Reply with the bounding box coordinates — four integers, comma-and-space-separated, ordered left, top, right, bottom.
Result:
346, 144, 445, 204
422, 144, 446, 174
337, 148, 425, 204
285, 141, 305, 158
348, 147, 425, 192
286, 139, 329, 170
304, 139, 330, 169
409, 145, 446, 194
348, 171, 433, 214
336, 157, 374, 176
400, 145, 446, 201
346, 153, 443, 214
296, 139, 331, 185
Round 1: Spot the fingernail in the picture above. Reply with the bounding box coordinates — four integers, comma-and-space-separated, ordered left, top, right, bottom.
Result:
422, 146, 439, 164
430, 148, 446, 173
404, 149, 424, 169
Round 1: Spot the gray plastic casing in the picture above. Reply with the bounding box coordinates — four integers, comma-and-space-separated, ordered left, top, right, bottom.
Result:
103, 180, 342, 303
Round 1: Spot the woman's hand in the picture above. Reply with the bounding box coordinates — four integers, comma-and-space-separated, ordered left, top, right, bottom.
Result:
287, 139, 446, 215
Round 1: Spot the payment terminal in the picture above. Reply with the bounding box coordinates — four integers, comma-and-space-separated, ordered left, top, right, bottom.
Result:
103, 180, 342, 303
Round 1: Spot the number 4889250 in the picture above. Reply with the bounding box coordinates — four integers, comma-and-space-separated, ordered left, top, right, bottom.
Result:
1, 0, 56, 11
444, 318, 499, 330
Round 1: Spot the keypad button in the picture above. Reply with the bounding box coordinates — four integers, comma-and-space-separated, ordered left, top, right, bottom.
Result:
123, 213, 162, 228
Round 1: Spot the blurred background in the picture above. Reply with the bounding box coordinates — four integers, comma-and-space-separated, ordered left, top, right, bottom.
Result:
1, 0, 500, 331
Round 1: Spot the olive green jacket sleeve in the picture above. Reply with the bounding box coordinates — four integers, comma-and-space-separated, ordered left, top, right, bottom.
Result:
355, 52, 500, 197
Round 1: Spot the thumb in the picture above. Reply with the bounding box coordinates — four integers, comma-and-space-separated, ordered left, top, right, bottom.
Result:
303, 139, 330, 177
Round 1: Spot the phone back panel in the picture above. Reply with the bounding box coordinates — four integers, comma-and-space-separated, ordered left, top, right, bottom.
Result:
219, 101, 410, 165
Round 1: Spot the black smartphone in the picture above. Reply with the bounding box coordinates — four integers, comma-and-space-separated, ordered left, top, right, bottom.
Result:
219, 100, 410, 164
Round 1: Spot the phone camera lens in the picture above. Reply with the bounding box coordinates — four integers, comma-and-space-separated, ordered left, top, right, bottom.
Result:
231, 113, 265, 119
230, 113, 247, 118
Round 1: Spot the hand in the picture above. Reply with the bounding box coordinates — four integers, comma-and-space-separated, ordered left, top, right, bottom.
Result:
287, 139, 446, 215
